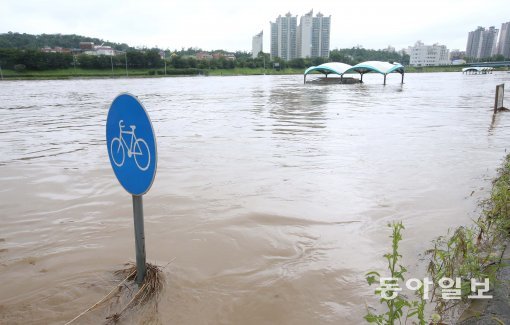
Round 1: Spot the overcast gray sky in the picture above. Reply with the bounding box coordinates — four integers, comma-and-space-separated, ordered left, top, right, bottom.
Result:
2, 0, 509, 52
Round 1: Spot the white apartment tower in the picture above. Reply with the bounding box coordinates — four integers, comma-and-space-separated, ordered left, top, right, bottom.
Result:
270, 13, 298, 61
409, 41, 449, 66
466, 26, 499, 59
311, 12, 331, 58
497, 22, 510, 58
297, 10, 331, 59
252, 31, 263, 58
297, 10, 314, 58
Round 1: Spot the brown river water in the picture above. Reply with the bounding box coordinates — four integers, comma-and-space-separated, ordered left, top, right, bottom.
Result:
1, 72, 510, 324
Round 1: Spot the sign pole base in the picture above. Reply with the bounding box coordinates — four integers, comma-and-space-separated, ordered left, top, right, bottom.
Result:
132, 195, 147, 284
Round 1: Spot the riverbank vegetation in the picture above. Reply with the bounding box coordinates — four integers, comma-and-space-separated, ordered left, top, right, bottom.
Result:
366, 154, 510, 324
0, 32, 411, 79
1, 32, 508, 80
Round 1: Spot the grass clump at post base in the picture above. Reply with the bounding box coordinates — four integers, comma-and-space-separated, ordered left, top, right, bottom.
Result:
64, 262, 165, 325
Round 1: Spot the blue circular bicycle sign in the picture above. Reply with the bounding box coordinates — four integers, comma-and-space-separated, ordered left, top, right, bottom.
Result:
106, 93, 157, 196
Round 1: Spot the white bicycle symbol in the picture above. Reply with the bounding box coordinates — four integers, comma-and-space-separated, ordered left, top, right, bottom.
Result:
110, 120, 151, 171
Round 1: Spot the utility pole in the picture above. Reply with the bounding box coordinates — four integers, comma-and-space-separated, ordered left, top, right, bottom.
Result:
0, 65, 3, 80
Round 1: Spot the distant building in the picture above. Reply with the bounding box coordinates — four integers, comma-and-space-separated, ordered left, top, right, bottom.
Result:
409, 41, 449, 66
497, 22, 510, 58
79, 42, 94, 50
41, 46, 71, 53
252, 31, 263, 58
480, 26, 499, 58
383, 45, 396, 53
94, 45, 115, 56
79, 42, 117, 56
212, 52, 236, 60
312, 12, 331, 58
270, 10, 330, 61
297, 10, 331, 59
270, 12, 298, 61
196, 52, 213, 60
452, 59, 467, 65
449, 49, 465, 61
297, 10, 313, 58
466, 26, 499, 59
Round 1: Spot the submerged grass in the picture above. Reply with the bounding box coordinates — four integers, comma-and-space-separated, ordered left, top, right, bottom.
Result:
425, 154, 510, 320
65, 261, 166, 325
0, 67, 304, 79
366, 153, 510, 324
112, 262, 165, 310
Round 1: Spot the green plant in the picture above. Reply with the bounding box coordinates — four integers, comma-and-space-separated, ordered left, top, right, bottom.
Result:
365, 222, 426, 325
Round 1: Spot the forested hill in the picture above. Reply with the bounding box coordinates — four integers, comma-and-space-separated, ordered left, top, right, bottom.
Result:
0, 32, 132, 50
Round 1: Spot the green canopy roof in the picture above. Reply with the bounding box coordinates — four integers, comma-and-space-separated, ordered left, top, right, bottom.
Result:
304, 62, 353, 76
304, 61, 405, 84
344, 61, 404, 75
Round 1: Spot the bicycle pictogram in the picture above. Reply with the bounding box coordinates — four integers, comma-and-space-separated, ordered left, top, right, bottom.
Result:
110, 120, 151, 171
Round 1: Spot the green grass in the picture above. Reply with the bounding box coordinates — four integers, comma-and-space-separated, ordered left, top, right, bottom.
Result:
1, 68, 150, 79
0, 67, 305, 80
206, 67, 303, 76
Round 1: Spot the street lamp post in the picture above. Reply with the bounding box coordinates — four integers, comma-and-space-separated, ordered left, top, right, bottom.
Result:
124, 51, 128, 77
110, 54, 114, 77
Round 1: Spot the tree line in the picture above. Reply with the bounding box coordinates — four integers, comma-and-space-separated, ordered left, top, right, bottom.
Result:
0, 49, 164, 71
0, 48, 412, 72
0, 32, 130, 51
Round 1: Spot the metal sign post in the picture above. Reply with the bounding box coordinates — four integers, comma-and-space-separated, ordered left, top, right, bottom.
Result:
494, 84, 505, 113
132, 195, 146, 283
106, 93, 157, 284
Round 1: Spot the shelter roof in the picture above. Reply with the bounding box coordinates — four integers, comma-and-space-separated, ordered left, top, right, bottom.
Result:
304, 62, 353, 76
304, 61, 404, 77
462, 67, 494, 72
344, 61, 404, 75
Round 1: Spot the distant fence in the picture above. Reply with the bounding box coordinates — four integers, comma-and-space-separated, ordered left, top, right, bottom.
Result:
494, 84, 505, 113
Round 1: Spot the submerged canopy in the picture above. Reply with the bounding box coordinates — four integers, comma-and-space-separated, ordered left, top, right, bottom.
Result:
304, 61, 405, 84
344, 61, 404, 75
462, 67, 494, 73
304, 62, 353, 76
304, 61, 404, 77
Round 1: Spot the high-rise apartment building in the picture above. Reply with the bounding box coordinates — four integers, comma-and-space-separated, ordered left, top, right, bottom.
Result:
466, 27, 483, 58
497, 22, 510, 58
311, 12, 331, 58
297, 10, 313, 58
409, 41, 449, 66
270, 13, 298, 61
271, 10, 330, 61
252, 31, 263, 58
466, 26, 499, 59
297, 10, 331, 59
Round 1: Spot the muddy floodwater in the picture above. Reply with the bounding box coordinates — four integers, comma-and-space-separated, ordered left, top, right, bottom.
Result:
1, 72, 510, 324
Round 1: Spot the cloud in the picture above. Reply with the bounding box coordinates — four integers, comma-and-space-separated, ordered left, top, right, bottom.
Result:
1, 0, 509, 51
